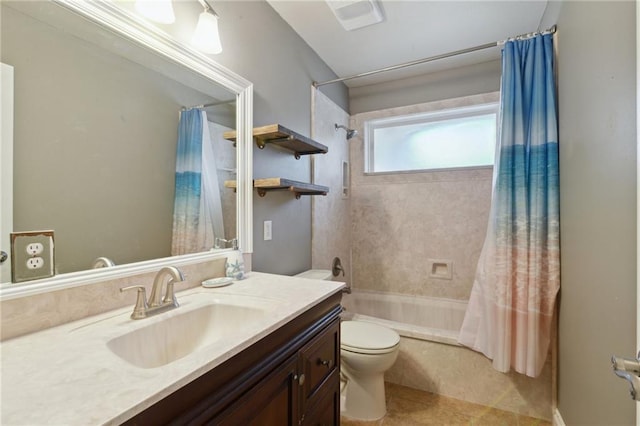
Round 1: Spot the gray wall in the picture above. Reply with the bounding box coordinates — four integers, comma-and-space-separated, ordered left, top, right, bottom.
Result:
349, 60, 501, 114
148, 0, 349, 274
548, 1, 636, 424
217, 1, 348, 274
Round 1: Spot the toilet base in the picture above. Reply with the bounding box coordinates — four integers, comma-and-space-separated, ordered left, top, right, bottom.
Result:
340, 371, 387, 421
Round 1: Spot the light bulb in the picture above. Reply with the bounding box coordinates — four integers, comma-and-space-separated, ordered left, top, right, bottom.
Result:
192, 11, 222, 54
135, 0, 175, 24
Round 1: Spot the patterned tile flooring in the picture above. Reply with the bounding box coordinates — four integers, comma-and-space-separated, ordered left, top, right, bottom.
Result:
341, 383, 551, 426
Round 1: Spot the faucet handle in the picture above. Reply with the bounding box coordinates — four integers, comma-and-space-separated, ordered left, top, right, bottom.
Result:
162, 280, 180, 307
120, 285, 148, 320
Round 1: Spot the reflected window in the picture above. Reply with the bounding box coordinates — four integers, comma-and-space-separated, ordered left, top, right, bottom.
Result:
364, 103, 498, 173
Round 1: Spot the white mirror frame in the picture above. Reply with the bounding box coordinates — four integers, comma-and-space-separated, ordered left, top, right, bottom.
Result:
0, 0, 253, 301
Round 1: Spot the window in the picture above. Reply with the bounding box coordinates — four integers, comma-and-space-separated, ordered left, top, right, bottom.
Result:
364, 103, 498, 174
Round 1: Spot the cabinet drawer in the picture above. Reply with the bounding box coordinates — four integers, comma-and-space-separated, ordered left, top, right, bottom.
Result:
299, 318, 340, 402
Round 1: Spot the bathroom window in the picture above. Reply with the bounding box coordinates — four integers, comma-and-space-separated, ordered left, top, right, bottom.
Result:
364, 102, 498, 174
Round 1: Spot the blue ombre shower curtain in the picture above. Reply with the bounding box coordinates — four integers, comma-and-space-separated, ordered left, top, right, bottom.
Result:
171, 109, 226, 255
171, 109, 203, 255
458, 34, 559, 377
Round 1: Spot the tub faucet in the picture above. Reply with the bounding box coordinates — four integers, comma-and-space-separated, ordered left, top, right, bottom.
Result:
120, 266, 185, 320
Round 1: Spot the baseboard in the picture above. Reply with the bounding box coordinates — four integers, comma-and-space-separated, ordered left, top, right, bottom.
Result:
553, 408, 566, 426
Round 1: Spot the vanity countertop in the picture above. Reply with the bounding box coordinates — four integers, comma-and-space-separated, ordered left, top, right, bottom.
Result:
0, 272, 344, 425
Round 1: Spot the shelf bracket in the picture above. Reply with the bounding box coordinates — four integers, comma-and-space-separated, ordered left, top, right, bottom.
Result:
255, 135, 295, 150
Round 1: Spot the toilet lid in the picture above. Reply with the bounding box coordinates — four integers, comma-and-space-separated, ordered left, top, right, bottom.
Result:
341, 320, 400, 352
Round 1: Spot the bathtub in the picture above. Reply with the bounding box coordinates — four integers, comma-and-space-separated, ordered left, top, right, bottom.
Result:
340, 289, 467, 346
340, 288, 552, 421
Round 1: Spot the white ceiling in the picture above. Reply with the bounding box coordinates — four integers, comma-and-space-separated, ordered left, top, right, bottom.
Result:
267, 0, 549, 87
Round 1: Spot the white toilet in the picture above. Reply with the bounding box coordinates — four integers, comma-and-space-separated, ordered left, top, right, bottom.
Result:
295, 270, 401, 421
340, 320, 400, 420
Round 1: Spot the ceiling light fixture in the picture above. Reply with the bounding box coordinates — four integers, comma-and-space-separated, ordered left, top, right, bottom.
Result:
192, 0, 222, 54
134, 0, 175, 24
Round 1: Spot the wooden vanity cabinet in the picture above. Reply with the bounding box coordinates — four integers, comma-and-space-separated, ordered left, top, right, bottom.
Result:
123, 293, 342, 426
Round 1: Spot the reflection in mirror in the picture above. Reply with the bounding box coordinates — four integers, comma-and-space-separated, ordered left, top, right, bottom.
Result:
0, 1, 240, 281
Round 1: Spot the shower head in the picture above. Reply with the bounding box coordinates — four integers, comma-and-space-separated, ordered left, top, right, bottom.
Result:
335, 124, 358, 140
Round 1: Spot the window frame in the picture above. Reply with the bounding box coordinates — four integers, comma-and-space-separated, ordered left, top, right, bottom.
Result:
364, 102, 499, 175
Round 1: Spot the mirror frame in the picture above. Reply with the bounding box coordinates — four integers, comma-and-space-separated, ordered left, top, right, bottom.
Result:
0, 0, 253, 301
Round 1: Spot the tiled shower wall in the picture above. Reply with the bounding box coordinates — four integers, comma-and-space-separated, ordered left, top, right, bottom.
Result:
311, 89, 351, 286
349, 93, 498, 300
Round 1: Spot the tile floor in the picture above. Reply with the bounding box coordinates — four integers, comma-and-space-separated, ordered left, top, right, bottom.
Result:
341, 382, 551, 426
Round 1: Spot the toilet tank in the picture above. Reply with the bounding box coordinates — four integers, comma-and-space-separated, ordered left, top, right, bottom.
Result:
294, 269, 333, 281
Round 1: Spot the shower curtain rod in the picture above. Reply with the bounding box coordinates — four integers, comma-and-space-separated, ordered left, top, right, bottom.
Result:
313, 25, 557, 88
181, 98, 236, 111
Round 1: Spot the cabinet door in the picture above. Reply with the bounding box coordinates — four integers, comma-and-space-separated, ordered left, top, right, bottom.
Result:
301, 371, 340, 426
299, 318, 340, 404
214, 355, 300, 425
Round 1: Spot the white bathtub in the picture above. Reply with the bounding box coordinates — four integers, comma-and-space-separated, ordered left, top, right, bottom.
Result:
340, 289, 467, 346
340, 288, 552, 420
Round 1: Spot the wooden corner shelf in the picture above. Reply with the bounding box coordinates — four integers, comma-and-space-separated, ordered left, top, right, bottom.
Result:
224, 178, 329, 200
223, 124, 328, 160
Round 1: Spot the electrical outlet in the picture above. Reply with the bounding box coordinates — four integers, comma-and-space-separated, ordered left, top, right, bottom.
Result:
26, 242, 44, 255
26, 257, 44, 269
264, 220, 272, 241
11, 230, 55, 283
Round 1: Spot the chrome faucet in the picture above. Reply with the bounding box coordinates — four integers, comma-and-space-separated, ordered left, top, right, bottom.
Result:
120, 266, 185, 320
214, 237, 238, 250
91, 257, 115, 268
149, 266, 185, 308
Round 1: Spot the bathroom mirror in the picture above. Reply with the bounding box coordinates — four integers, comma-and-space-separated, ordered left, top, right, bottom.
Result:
0, 0, 252, 296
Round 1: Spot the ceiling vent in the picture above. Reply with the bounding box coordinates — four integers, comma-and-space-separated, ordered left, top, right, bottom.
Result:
326, 0, 385, 31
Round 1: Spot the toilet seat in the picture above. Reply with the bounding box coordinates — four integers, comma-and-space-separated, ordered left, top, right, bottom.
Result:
341, 321, 400, 355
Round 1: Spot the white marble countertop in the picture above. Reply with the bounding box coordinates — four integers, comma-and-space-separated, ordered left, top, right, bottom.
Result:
0, 272, 344, 425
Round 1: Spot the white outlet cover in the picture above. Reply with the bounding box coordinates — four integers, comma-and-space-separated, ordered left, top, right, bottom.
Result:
26, 242, 44, 255
10, 230, 55, 282
26, 257, 44, 269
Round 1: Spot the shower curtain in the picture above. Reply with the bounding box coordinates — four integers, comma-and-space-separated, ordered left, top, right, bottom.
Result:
171, 109, 225, 255
458, 33, 559, 378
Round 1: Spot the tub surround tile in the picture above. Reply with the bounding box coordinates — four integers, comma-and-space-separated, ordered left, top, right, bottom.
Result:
312, 90, 351, 286
349, 95, 495, 301
386, 337, 552, 421
0, 272, 344, 425
350, 178, 491, 300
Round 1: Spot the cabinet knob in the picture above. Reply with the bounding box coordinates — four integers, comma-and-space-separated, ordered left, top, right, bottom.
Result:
298, 373, 305, 386
318, 358, 333, 369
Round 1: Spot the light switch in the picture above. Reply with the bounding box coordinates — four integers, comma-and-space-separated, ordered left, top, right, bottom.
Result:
264, 220, 272, 241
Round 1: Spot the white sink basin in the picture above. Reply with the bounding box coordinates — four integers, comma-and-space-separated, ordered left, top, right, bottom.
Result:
107, 297, 275, 368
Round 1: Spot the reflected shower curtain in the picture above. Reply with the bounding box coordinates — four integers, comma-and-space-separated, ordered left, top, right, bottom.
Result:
200, 117, 225, 248
458, 34, 559, 377
171, 109, 225, 256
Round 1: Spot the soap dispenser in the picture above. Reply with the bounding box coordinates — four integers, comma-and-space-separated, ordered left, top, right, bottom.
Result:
225, 239, 245, 280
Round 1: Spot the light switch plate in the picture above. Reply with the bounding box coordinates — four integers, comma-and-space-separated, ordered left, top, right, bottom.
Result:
11, 230, 55, 283
263, 220, 272, 241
